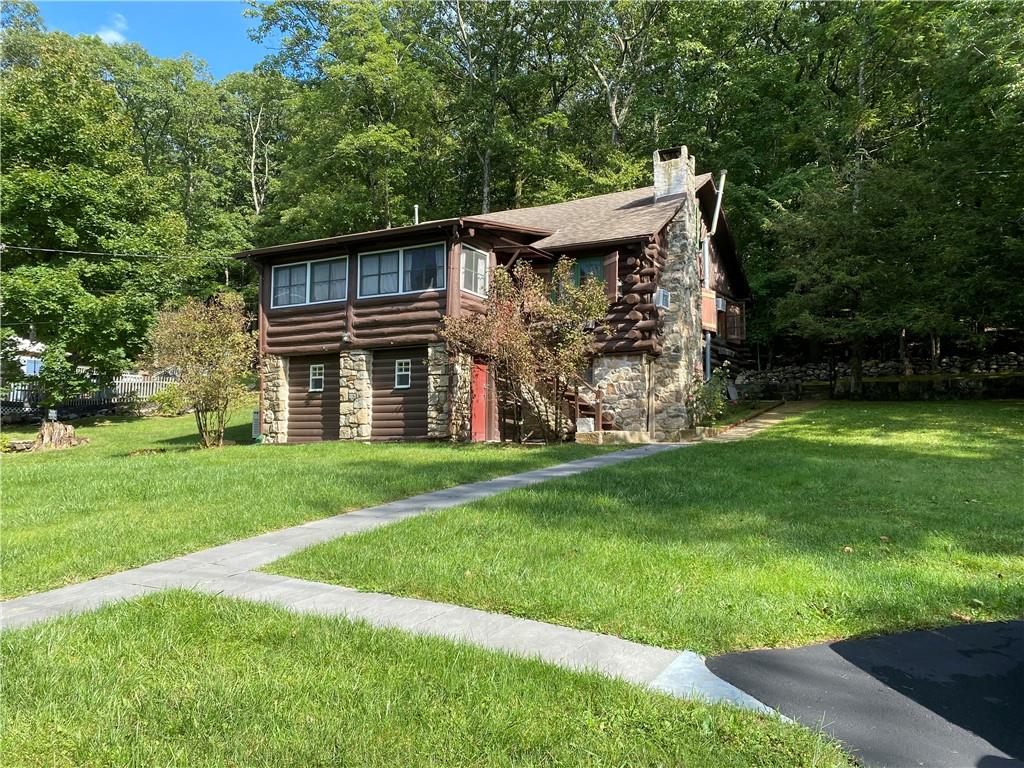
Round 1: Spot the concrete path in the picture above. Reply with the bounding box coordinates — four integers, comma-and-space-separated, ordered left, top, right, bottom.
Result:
708, 621, 1024, 767
704, 399, 820, 442
1, 444, 676, 631
2, 403, 817, 715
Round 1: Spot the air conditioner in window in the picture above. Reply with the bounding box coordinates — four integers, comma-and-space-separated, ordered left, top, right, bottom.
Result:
655, 289, 671, 309
715, 297, 727, 312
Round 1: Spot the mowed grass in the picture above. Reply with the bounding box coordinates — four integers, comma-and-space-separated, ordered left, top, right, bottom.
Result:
273, 402, 1024, 655
0, 591, 848, 767
0, 407, 607, 598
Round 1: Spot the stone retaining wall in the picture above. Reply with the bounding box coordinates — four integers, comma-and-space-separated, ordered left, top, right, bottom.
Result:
737, 352, 1024, 389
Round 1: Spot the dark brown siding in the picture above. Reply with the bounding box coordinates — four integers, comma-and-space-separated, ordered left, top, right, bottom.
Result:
287, 355, 340, 443
371, 347, 428, 440
350, 293, 445, 349
262, 258, 348, 357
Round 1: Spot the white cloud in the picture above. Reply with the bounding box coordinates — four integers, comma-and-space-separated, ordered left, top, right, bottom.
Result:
96, 13, 128, 45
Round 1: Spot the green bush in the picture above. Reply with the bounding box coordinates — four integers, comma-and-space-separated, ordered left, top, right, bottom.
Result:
687, 365, 730, 427
147, 383, 189, 416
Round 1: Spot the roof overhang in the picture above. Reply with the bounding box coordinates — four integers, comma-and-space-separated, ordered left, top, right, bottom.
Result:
235, 218, 555, 261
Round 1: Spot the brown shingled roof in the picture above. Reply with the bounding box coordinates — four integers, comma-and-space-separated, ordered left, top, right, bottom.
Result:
467, 174, 714, 250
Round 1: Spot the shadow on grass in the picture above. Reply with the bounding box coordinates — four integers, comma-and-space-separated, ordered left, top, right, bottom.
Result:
152, 421, 256, 450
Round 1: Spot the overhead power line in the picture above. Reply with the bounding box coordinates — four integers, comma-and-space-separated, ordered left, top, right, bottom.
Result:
0, 244, 237, 262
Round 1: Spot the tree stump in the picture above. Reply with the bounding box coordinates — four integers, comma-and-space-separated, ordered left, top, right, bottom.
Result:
34, 420, 88, 451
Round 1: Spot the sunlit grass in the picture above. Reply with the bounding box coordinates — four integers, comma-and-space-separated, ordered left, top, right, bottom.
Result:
0, 591, 850, 767
1, 407, 609, 598
272, 401, 1024, 654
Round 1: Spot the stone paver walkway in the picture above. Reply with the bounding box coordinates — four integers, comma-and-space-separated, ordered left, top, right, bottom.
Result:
2, 403, 816, 714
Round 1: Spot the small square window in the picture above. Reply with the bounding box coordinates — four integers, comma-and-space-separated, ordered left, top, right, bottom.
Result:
309, 363, 325, 392
394, 359, 412, 389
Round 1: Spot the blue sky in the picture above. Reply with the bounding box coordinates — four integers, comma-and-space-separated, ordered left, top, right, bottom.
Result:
37, 1, 277, 78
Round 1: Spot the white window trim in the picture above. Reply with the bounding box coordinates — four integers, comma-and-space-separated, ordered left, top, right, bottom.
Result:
270, 256, 348, 309
460, 244, 489, 297
308, 363, 325, 392
356, 241, 447, 300
394, 359, 412, 389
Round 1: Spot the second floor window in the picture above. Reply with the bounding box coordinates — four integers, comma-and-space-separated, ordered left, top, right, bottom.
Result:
404, 244, 445, 292
575, 257, 604, 286
271, 257, 347, 308
272, 263, 307, 307
360, 251, 400, 296
358, 243, 446, 297
310, 259, 346, 302
461, 246, 488, 296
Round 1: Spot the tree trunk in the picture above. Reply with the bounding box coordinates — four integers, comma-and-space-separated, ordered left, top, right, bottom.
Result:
480, 148, 492, 213
929, 332, 941, 372
34, 420, 86, 450
850, 341, 864, 399
899, 328, 913, 376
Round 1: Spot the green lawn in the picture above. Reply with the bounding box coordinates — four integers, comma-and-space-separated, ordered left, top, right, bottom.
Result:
271, 401, 1024, 655
0, 591, 847, 767
0, 408, 606, 599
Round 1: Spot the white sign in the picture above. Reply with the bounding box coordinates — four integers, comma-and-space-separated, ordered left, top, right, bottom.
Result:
47, 409, 58, 421
252, 410, 261, 439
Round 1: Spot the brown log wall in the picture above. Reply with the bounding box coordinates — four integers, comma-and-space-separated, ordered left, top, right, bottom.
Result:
287, 355, 340, 443
371, 347, 429, 440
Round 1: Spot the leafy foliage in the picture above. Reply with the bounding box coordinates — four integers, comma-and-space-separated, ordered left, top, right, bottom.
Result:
3, 0, 1022, 381
149, 293, 256, 447
443, 259, 607, 442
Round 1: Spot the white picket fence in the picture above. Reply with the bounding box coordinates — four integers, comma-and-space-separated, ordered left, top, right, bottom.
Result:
1, 373, 178, 416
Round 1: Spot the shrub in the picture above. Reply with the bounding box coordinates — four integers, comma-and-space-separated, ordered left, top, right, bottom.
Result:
687, 365, 730, 427
147, 383, 189, 416
149, 293, 255, 448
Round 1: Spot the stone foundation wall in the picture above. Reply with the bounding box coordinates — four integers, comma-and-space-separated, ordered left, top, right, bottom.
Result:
591, 354, 650, 432
338, 349, 372, 439
650, 149, 703, 441
260, 354, 288, 444
426, 342, 472, 440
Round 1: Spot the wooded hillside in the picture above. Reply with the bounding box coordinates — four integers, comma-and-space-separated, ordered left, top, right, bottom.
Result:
2, 0, 1022, 386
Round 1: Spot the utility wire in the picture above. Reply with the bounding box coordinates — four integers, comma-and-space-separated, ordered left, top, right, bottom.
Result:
0, 244, 237, 261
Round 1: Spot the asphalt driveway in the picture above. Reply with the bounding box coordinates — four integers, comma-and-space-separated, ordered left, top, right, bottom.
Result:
708, 621, 1023, 767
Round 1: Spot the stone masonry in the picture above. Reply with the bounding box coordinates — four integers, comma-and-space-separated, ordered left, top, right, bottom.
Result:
338, 349, 372, 439
650, 147, 703, 441
590, 354, 650, 432
260, 354, 288, 444
426, 342, 471, 440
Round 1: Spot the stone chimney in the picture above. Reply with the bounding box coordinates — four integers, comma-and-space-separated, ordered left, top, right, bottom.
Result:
652, 146, 689, 201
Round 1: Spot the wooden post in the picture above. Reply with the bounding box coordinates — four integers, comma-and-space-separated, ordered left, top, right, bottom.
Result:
595, 391, 604, 433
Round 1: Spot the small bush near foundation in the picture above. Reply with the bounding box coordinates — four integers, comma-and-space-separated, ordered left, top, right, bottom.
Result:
688, 365, 729, 427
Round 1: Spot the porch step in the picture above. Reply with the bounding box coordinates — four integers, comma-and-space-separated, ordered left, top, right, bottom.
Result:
575, 430, 652, 445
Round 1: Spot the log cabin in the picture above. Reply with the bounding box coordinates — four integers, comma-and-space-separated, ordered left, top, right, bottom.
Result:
236, 146, 749, 444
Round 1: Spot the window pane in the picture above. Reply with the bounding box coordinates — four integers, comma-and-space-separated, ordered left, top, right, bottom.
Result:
576, 258, 603, 286
404, 245, 445, 292
273, 264, 307, 306
461, 247, 487, 294
311, 259, 346, 302
360, 251, 399, 296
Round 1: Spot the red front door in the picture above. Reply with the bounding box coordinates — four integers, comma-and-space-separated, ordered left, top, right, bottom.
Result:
471, 361, 488, 441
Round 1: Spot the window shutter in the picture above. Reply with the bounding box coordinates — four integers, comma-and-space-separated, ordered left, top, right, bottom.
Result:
603, 250, 619, 300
